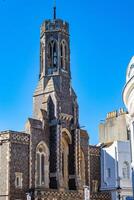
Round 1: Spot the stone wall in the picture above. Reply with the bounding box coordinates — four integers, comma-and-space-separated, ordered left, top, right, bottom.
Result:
89, 145, 112, 200
80, 129, 89, 186
0, 131, 30, 200
26, 118, 50, 189
35, 189, 83, 200
91, 192, 112, 200
9, 132, 30, 200
0, 140, 10, 199
89, 146, 101, 190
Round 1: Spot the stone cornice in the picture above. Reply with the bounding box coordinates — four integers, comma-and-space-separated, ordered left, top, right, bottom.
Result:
0, 131, 30, 144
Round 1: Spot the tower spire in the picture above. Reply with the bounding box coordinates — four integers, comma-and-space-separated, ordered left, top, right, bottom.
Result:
53, 0, 56, 20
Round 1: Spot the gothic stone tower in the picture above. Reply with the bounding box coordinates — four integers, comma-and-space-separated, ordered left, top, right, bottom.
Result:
31, 16, 89, 192
0, 10, 89, 200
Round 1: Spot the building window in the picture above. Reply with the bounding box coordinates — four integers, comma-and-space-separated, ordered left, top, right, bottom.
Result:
60, 40, 68, 70
36, 150, 45, 186
36, 142, 49, 187
40, 44, 44, 74
48, 40, 58, 68
122, 162, 130, 179
92, 180, 98, 192
60, 43, 63, 67
53, 42, 57, 67
15, 172, 23, 188
61, 129, 72, 189
106, 168, 111, 178
48, 42, 52, 67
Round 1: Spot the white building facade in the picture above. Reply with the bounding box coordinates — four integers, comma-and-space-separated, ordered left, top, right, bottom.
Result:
101, 141, 132, 200
123, 56, 134, 199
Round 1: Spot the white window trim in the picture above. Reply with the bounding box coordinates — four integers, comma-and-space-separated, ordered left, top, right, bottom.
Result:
35, 142, 49, 188
15, 172, 23, 188
37, 151, 46, 186
122, 162, 130, 179
106, 168, 111, 178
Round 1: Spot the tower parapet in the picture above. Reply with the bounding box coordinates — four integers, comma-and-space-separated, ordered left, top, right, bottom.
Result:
40, 19, 69, 36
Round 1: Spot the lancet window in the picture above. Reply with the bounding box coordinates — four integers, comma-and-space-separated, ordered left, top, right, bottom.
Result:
60, 40, 68, 71
40, 44, 44, 76
48, 40, 58, 68
61, 129, 72, 189
36, 142, 49, 187
61, 137, 69, 188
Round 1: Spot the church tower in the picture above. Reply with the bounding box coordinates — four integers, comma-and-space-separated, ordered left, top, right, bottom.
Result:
0, 3, 89, 200
33, 12, 75, 121
31, 5, 89, 194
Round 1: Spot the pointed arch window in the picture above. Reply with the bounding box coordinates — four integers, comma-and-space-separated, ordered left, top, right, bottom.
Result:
41, 154, 45, 183
61, 129, 72, 189
48, 43, 52, 67
48, 40, 58, 68
53, 42, 57, 67
40, 44, 44, 77
60, 40, 68, 71
60, 43, 64, 68
36, 142, 49, 187
41, 47, 44, 72
36, 148, 45, 186
65, 44, 68, 70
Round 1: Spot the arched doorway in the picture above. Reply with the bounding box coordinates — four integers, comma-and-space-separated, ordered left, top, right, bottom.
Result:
61, 128, 72, 189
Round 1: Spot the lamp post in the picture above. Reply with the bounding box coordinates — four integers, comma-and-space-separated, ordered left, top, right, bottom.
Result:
117, 186, 121, 200
117, 177, 122, 200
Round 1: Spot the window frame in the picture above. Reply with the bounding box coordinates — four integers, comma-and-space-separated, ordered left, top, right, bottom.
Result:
35, 142, 49, 188
106, 168, 111, 178
15, 172, 23, 189
122, 161, 130, 179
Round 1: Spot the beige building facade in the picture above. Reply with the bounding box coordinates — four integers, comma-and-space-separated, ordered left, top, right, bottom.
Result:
99, 109, 133, 200
99, 109, 129, 144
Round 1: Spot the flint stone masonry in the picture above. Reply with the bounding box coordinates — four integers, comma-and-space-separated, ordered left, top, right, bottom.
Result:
0, 131, 30, 200
0, 15, 110, 200
89, 145, 111, 200
35, 190, 83, 200
0, 142, 9, 197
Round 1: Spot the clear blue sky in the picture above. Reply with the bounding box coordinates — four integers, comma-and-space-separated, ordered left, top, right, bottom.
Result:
0, 0, 133, 144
